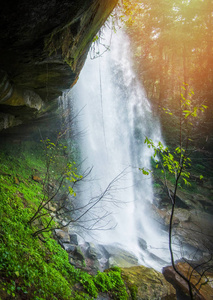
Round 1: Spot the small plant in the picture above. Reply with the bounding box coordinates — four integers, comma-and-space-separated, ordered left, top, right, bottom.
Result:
97, 267, 128, 300
27, 137, 82, 237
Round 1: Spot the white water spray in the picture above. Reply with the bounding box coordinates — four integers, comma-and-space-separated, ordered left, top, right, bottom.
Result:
61, 28, 171, 270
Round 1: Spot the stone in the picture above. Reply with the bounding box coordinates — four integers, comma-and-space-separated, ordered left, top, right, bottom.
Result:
23, 90, 43, 110
54, 229, 70, 243
63, 244, 76, 253
121, 265, 176, 300
0, 0, 118, 131
69, 234, 78, 245
86, 243, 104, 260
152, 203, 213, 256
138, 237, 147, 250
0, 112, 22, 130
163, 263, 213, 300
164, 208, 191, 226
74, 246, 85, 261
69, 257, 77, 266
103, 244, 138, 268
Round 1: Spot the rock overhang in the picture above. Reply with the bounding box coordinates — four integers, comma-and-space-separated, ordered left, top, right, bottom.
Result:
0, 0, 118, 131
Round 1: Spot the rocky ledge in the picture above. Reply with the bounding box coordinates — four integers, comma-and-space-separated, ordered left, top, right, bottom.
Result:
163, 262, 213, 300
0, 0, 118, 131
54, 228, 177, 300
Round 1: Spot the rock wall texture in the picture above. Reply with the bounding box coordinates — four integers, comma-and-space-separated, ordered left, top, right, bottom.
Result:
0, 0, 118, 130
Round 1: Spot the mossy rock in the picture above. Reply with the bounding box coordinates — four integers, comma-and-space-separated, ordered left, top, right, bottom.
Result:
121, 266, 176, 300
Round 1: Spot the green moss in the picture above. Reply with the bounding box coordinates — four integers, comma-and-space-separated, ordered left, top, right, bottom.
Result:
128, 283, 138, 300
93, 267, 128, 300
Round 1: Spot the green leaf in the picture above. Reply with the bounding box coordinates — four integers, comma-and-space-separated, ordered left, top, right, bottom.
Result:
139, 168, 150, 175
15, 271, 19, 277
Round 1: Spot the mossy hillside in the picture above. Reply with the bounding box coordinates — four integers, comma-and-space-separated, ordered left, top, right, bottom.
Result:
0, 140, 129, 299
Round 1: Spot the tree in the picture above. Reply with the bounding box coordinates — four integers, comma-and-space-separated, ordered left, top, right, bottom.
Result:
141, 85, 212, 299
27, 135, 127, 239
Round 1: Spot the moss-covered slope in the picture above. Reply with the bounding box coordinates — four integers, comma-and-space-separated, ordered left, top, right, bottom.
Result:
0, 140, 130, 300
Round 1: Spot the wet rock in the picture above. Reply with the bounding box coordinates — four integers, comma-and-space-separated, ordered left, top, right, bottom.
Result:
69, 233, 78, 245
79, 243, 107, 274
152, 204, 213, 255
148, 252, 169, 267
74, 246, 85, 261
138, 237, 147, 250
23, 90, 43, 110
54, 229, 70, 243
86, 243, 105, 260
0, 112, 22, 130
0, 0, 118, 131
121, 265, 176, 300
96, 294, 111, 300
175, 210, 213, 253
103, 244, 139, 268
164, 208, 191, 226
163, 263, 213, 300
63, 244, 76, 253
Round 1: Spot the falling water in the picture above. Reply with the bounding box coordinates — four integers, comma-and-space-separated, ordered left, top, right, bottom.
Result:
60, 28, 171, 270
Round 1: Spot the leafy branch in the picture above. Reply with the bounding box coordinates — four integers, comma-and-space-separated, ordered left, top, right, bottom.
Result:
141, 85, 208, 299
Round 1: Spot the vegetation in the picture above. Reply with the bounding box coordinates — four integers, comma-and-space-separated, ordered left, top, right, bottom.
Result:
0, 139, 128, 299
120, 3, 213, 295
141, 87, 212, 299
122, 0, 213, 152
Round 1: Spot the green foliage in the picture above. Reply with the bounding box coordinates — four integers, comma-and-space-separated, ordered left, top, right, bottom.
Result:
143, 137, 191, 187
140, 87, 210, 299
0, 139, 128, 300
141, 87, 207, 189
41, 137, 82, 190
0, 184, 72, 299
128, 283, 138, 300
139, 167, 151, 176
94, 267, 128, 300
27, 138, 83, 235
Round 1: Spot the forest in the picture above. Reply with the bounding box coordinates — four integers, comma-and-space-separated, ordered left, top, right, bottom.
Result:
122, 0, 212, 151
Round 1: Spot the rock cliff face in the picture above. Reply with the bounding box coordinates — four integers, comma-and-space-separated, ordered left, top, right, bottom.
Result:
0, 0, 118, 131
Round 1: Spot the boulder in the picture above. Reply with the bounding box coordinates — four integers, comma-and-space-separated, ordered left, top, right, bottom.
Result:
152, 204, 213, 255
69, 233, 78, 245
86, 243, 101, 260
74, 246, 85, 261
103, 245, 139, 268
164, 208, 191, 226
81, 243, 108, 274
63, 244, 76, 253
121, 265, 176, 300
54, 229, 70, 243
138, 237, 147, 250
163, 263, 213, 300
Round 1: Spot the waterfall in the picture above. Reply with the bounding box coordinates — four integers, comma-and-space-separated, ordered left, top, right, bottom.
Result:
61, 28, 171, 270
